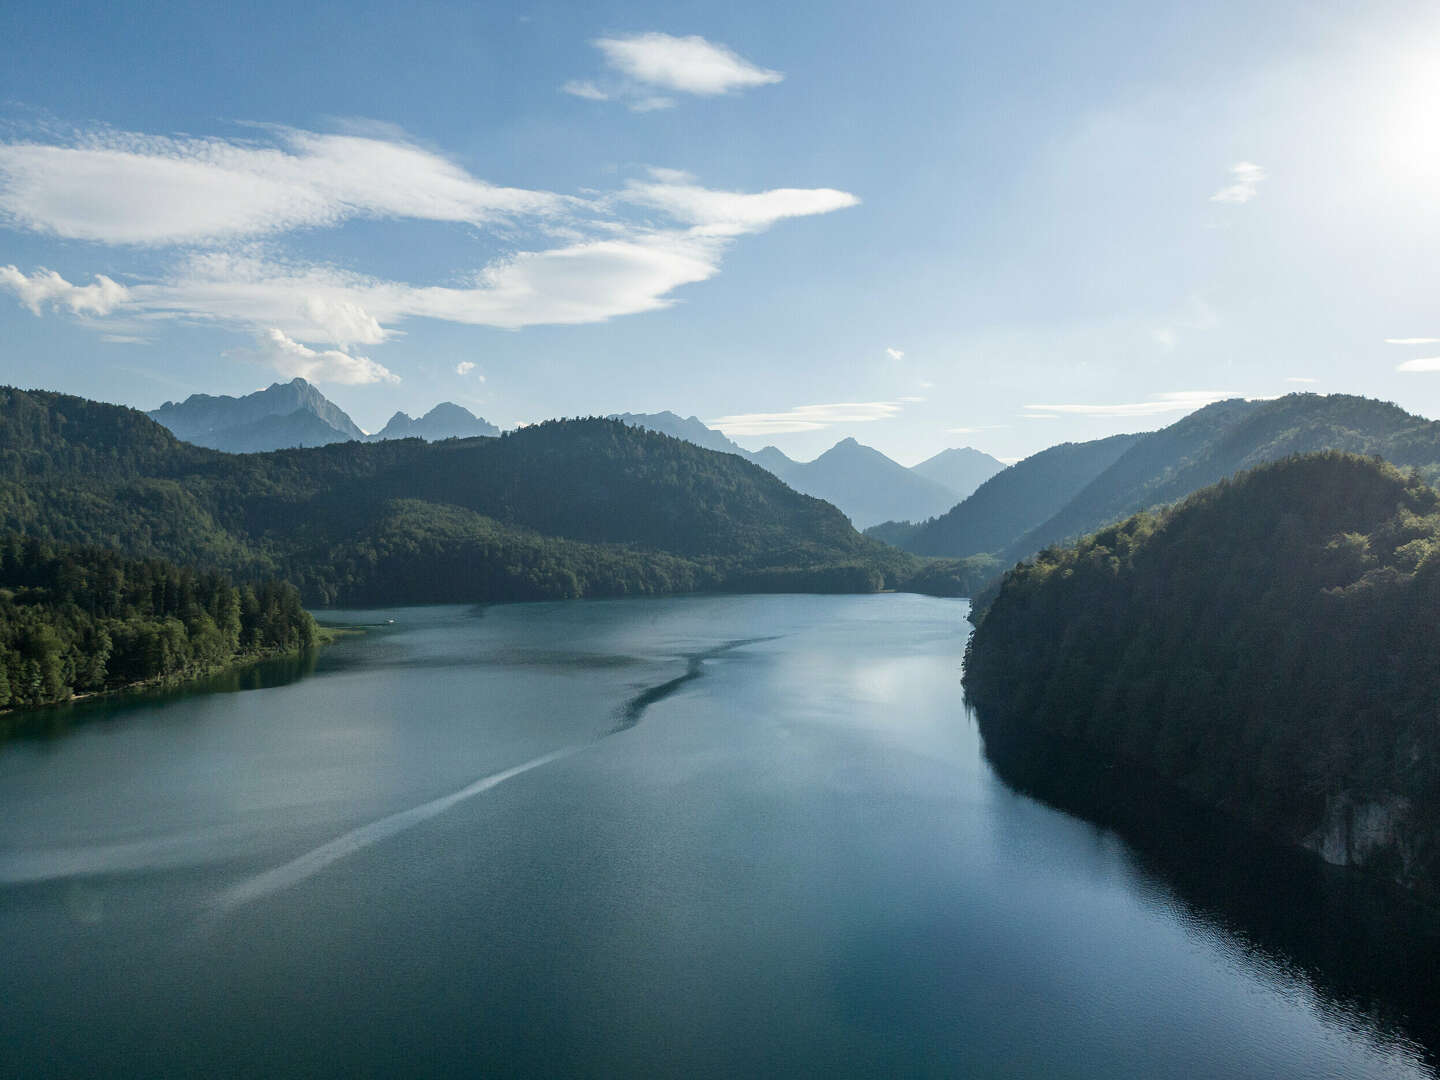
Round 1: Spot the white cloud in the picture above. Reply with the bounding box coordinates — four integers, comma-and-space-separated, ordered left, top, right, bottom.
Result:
0, 265, 127, 315
302, 295, 388, 346
706, 401, 905, 436
1023, 390, 1240, 418
1285, 376, 1318, 383
897, 395, 926, 403
0, 128, 566, 245
594, 33, 782, 96
885, 347, 904, 361
1385, 337, 1440, 345
455, 361, 477, 376
258, 328, 399, 385
620, 174, 859, 234
1396, 356, 1440, 372
131, 232, 724, 335
0, 125, 859, 355
1209, 161, 1267, 204
560, 80, 609, 101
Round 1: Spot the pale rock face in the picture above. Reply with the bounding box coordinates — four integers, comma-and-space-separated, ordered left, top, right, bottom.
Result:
1304, 792, 1413, 873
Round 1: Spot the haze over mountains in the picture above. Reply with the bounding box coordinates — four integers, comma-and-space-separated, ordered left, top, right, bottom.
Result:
612, 411, 1004, 528
148, 378, 499, 453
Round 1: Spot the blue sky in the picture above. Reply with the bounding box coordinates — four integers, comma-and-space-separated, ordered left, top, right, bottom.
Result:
3, 0, 1440, 464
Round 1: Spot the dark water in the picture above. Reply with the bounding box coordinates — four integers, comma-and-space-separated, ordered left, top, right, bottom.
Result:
0, 594, 1434, 1078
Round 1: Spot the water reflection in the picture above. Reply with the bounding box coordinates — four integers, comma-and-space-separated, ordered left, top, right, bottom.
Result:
0, 648, 322, 745
976, 711, 1440, 1071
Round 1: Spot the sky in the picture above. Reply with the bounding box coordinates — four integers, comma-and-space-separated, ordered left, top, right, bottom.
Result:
3, 0, 1440, 465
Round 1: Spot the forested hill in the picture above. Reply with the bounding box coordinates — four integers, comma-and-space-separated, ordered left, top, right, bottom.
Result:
0, 535, 314, 714
893, 433, 1143, 557
963, 453, 1440, 896
996, 393, 1440, 566
0, 388, 929, 605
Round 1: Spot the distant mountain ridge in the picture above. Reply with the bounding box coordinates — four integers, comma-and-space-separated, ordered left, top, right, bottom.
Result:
995, 393, 1440, 566
150, 378, 365, 449
611, 411, 1003, 529
891, 433, 1144, 557
909, 447, 1007, 499
3, 388, 934, 606
884, 393, 1440, 574
149, 378, 499, 452
373, 402, 500, 441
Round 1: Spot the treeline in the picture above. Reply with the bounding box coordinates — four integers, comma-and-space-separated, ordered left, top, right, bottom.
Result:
963, 453, 1440, 895
0, 534, 315, 709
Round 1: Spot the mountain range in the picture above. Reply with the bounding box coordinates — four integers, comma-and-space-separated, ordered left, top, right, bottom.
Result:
148, 378, 499, 452
612, 411, 1004, 529
146, 389, 1003, 531
879, 393, 1440, 572
1, 387, 952, 607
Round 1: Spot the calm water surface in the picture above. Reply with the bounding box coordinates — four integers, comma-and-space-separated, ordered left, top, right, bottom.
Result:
0, 594, 1434, 1077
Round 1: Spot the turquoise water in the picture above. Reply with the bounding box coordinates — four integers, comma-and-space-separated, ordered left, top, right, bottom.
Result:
0, 594, 1433, 1077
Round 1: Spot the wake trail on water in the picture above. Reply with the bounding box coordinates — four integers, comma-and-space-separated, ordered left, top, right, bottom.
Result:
210, 746, 582, 915
207, 635, 776, 920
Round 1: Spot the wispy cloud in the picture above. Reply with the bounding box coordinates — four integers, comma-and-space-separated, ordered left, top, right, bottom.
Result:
1285, 376, 1318, 384
0, 265, 127, 315
0, 128, 564, 245
560, 80, 609, 102
1209, 161, 1267, 204
0, 125, 861, 372
619, 170, 858, 233
455, 361, 476, 375
1386, 337, 1440, 345
1396, 357, 1440, 373
885, 346, 904, 361
595, 33, 782, 97
1023, 390, 1240, 418
255, 328, 398, 385
707, 401, 905, 436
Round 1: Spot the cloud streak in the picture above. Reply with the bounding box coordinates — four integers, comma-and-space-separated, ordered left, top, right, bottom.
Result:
707, 401, 906, 436
595, 33, 782, 96
1396, 357, 1440, 373
1023, 390, 1240, 418
0, 129, 565, 245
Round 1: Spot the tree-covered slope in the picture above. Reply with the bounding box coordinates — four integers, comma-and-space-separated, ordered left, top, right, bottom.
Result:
964, 453, 1440, 895
0, 534, 314, 716
899, 432, 1143, 558
999, 394, 1440, 566
0, 389, 919, 605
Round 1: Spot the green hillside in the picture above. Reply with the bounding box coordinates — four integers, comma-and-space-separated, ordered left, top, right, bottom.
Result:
895, 433, 1142, 558
0, 534, 314, 716
0, 388, 921, 605
998, 394, 1440, 565
964, 453, 1440, 895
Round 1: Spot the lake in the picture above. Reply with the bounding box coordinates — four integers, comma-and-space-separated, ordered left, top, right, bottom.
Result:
0, 594, 1435, 1077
